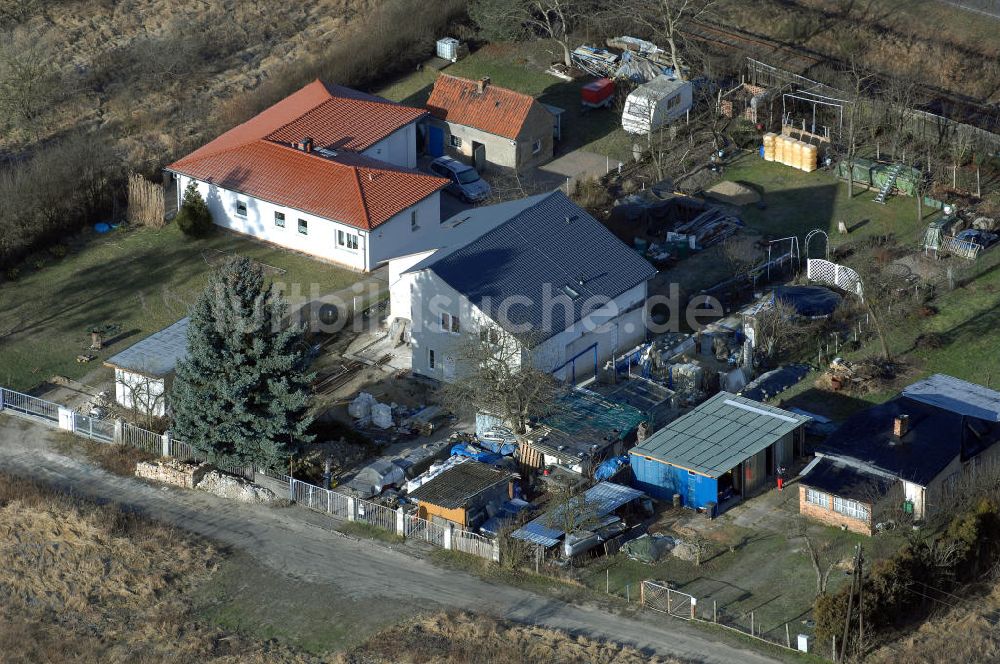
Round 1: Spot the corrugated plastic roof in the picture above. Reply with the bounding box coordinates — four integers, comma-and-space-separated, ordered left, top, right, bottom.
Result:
512, 482, 644, 548
105, 317, 189, 377
426, 74, 543, 140
903, 373, 1000, 422
418, 191, 657, 344
408, 461, 511, 509
167, 80, 445, 230
630, 392, 809, 478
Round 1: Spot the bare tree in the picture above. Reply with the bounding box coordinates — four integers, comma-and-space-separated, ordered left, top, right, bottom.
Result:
722, 234, 765, 287
634, 0, 716, 80
847, 241, 920, 361
748, 299, 808, 365
113, 370, 169, 431
838, 55, 876, 199
798, 519, 836, 595
0, 32, 60, 137
439, 326, 558, 434
469, 0, 594, 66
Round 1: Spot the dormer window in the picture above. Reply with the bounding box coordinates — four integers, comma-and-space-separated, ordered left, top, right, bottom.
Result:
562, 285, 580, 299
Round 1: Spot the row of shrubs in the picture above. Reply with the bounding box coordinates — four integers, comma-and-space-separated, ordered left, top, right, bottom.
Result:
814, 497, 1000, 658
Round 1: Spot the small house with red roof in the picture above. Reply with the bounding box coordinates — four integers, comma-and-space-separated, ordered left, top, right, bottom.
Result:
426, 74, 555, 171
166, 81, 449, 271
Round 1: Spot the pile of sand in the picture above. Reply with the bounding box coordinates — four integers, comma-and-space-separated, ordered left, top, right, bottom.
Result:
704, 181, 761, 206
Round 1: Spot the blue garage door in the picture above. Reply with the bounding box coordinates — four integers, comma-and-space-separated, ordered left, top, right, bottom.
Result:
428, 126, 444, 157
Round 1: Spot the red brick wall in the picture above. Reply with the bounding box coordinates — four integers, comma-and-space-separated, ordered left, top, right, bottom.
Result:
798, 485, 873, 536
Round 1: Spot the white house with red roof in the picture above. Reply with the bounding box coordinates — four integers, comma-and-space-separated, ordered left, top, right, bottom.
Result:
166, 80, 449, 271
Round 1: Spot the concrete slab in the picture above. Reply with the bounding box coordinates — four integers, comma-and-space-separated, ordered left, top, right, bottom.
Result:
528, 150, 623, 192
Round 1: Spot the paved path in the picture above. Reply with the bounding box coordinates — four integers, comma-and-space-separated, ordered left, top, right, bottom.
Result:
0, 415, 779, 664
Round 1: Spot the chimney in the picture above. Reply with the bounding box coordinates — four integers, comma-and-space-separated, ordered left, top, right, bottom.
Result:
477, 76, 490, 93
893, 414, 910, 439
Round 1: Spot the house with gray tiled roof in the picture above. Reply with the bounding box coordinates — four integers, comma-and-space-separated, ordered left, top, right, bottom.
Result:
389, 191, 656, 383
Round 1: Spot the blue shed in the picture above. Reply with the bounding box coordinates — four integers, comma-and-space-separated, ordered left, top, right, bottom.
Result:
630, 392, 809, 513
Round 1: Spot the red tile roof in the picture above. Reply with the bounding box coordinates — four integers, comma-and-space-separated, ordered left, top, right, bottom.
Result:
168, 80, 445, 230
426, 74, 543, 140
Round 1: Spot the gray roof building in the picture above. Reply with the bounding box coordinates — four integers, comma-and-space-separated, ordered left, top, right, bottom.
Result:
407, 191, 656, 344
105, 317, 190, 377
632, 391, 810, 478
408, 461, 511, 509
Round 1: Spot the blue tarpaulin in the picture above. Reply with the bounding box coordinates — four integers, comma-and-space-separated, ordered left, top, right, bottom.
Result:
450, 443, 502, 464
594, 455, 630, 481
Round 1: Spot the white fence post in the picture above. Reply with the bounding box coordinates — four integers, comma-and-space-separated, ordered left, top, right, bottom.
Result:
444, 523, 453, 550
0, 388, 5, 411
113, 418, 123, 444
288, 478, 295, 503
396, 507, 406, 537
161, 430, 172, 457
57, 407, 75, 432
347, 496, 357, 522
492, 537, 501, 563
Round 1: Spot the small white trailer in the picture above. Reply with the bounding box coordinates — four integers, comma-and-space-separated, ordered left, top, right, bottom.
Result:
621, 75, 693, 135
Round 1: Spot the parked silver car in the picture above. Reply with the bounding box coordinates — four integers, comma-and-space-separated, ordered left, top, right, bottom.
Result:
429, 156, 491, 203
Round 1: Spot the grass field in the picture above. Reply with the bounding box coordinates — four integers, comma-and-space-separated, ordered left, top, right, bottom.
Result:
377, 42, 634, 162
0, 223, 357, 391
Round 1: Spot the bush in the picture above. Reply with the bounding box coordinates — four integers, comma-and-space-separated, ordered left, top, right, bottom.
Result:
174, 182, 213, 238
47, 244, 67, 259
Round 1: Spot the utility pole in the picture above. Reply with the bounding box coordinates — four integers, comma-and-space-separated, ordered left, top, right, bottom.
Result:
840, 544, 861, 662
858, 545, 865, 650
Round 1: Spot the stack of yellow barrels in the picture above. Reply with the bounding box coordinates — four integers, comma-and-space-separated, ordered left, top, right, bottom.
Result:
762, 133, 776, 162
764, 131, 819, 172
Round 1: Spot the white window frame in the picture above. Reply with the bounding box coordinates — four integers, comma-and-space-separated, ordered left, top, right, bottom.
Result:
449, 135, 462, 148
805, 488, 830, 509
440, 313, 459, 334
337, 229, 359, 250
532, 138, 542, 154
298, 218, 308, 235
235, 200, 248, 217
274, 211, 285, 228
833, 495, 869, 521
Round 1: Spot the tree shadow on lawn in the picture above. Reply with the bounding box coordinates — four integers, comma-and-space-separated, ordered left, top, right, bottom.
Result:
739, 181, 840, 239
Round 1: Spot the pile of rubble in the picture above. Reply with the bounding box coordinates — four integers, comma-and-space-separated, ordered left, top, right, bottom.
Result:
197, 470, 276, 505
135, 459, 209, 489
135, 459, 276, 505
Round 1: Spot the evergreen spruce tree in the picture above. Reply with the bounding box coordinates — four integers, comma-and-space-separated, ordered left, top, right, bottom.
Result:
171, 256, 313, 470
175, 181, 213, 237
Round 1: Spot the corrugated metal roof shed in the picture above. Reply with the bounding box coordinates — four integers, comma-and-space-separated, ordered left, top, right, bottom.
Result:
903, 374, 1000, 422
407, 461, 511, 509
631, 392, 809, 478
105, 317, 190, 377
511, 482, 644, 547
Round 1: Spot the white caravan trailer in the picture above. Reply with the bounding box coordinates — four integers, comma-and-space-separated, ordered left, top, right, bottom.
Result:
621, 75, 693, 135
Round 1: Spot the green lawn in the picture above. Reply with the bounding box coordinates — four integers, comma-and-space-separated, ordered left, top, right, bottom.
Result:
0, 224, 358, 391
376, 41, 634, 162
723, 154, 929, 244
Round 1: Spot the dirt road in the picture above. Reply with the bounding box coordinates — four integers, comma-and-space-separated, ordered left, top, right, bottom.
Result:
0, 415, 780, 664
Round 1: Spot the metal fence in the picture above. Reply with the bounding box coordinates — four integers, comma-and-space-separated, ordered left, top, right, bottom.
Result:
0, 386, 497, 562
641, 581, 696, 620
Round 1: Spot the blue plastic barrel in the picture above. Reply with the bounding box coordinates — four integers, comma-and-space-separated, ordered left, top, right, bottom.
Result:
759, 145, 765, 158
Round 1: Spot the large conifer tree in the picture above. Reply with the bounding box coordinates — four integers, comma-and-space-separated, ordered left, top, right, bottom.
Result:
171, 256, 313, 470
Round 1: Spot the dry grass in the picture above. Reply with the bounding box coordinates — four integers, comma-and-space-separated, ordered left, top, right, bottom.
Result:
0, 473, 321, 663
337, 611, 682, 664
867, 581, 1000, 664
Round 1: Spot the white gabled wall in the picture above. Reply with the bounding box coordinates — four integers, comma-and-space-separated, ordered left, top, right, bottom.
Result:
388, 250, 437, 323
367, 192, 444, 267
362, 123, 418, 169
530, 282, 648, 381
114, 368, 167, 417
409, 272, 648, 384
175, 175, 442, 272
